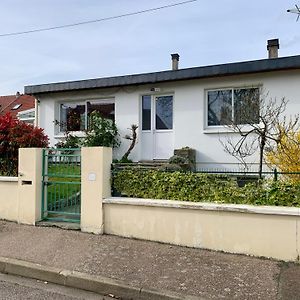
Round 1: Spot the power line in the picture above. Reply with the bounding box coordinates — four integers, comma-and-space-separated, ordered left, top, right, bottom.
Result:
0, 0, 197, 37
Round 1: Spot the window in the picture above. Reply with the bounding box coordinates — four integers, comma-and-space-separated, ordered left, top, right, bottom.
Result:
17, 109, 35, 125
142, 95, 151, 130
155, 96, 173, 130
59, 99, 115, 132
141, 95, 173, 131
207, 87, 259, 126
12, 104, 22, 110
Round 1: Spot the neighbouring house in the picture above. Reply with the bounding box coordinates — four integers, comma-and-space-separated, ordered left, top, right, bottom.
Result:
0, 93, 35, 125
24, 39, 300, 170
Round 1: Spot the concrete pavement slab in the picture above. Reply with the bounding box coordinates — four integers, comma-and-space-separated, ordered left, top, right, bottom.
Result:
0, 220, 296, 299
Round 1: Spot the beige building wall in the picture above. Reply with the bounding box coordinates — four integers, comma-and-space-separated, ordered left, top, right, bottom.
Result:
104, 198, 300, 261
0, 148, 43, 225
81, 147, 112, 234
0, 178, 19, 222
18, 148, 43, 225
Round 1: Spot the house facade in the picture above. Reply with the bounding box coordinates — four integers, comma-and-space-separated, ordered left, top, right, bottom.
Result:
24, 39, 300, 170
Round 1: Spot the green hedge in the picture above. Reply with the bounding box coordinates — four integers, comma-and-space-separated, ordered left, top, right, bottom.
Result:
112, 169, 300, 207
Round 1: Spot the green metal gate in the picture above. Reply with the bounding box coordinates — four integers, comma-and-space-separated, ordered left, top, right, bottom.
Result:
41, 148, 81, 223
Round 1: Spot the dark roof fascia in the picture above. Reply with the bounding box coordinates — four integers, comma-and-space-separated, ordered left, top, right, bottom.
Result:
24, 55, 300, 95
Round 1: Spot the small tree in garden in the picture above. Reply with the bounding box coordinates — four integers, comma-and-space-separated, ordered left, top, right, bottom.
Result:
266, 129, 300, 182
0, 113, 49, 176
221, 90, 299, 178
120, 124, 138, 162
83, 111, 120, 147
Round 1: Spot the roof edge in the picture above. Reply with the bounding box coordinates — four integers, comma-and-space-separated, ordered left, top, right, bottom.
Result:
24, 55, 300, 95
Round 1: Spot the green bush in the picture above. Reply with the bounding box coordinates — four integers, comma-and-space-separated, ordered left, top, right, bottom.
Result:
112, 169, 300, 207
84, 111, 119, 148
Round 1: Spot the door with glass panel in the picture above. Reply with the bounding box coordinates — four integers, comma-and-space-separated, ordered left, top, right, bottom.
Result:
141, 95, 174, 160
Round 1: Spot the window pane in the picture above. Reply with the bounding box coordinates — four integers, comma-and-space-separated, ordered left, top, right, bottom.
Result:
155, 96, 173, 130
234, 88, 259, 124
19, 111, 35, 119
208, 90, 232, 126
60, 102, 85, 131
87, 101, 115, 121
142, 95, 151, 130
87, 100, 115, 129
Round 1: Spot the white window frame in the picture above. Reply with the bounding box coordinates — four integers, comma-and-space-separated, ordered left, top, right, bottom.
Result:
17, 108, 35, 124
204, 86, 260, 132
57, 98, 115, 134
140, 93, 174, 132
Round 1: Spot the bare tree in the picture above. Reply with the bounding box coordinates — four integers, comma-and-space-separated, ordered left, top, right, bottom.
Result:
121, 124, 138, 162
220, 89, 299, 178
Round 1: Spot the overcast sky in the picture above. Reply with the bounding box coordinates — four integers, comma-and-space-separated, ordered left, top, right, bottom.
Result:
0, 0, 298, 95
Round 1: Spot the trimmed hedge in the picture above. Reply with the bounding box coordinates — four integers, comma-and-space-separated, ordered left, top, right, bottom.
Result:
112, 169, 300, 207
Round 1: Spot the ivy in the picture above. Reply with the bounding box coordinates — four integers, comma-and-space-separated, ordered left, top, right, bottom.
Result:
113, 169, 300, 207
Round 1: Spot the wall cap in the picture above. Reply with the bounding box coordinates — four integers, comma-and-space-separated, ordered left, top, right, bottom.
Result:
0, 176, 18, 182
104, 197, 300, 217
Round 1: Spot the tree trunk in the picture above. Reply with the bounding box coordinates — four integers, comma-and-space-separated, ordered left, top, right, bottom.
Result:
259, 136, 266, 179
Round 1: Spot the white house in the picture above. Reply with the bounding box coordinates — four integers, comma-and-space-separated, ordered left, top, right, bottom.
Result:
24, 39, 300, 170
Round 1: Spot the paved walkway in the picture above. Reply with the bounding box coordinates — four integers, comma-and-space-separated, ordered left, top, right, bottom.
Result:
0, 221, 299, 299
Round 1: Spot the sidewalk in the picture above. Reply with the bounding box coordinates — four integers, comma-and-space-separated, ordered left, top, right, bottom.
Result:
0, 220, 299, 299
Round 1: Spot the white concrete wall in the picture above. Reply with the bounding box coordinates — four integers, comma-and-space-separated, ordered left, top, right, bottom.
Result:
36, 70, 300, 169
103, 197, 300, 262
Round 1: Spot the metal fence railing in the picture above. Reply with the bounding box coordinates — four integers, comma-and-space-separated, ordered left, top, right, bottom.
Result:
194, 169, 300, 182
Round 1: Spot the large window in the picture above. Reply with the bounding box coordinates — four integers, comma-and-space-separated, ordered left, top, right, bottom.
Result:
59, 99, 115, 132
207, 87, 259, 126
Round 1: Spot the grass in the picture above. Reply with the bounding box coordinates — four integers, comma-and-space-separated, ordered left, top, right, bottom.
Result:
45, 163, 81, 209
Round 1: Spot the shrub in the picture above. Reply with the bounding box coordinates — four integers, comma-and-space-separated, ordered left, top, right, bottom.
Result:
55, 134, 82, 149
83, 111, 120, 147
266, 130, 300, 182
0, 113, 49, 176
112, 169, 300, 207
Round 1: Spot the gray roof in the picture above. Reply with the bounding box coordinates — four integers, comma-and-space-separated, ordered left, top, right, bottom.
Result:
24, 55, 300, 95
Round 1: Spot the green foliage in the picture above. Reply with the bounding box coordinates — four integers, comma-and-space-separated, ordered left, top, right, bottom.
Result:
55, 134, 82, 149
113, 157, 133, 163
168, 155, 188, 164
84, 111, 120, 147
113, 169, 300, 207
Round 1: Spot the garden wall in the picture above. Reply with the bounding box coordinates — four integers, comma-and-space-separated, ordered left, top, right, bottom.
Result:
103, 197, 300, 261
0, 177, 19, 222
0, 148, 43, 225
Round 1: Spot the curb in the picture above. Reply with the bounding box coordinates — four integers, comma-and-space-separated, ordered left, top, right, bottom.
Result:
0, 257, 202, 300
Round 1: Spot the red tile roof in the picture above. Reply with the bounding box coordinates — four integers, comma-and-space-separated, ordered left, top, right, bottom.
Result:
0, 94, 35, 119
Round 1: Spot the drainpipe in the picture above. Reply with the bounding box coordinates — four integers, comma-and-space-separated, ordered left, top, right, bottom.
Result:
34, 96, 39, 127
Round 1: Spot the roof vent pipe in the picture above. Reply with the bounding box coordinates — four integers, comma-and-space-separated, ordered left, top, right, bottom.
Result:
171, 53, 180, 70
267, 39, 279, 59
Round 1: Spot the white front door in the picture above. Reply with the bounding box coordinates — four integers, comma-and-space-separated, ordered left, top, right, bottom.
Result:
140, 95, 174, 160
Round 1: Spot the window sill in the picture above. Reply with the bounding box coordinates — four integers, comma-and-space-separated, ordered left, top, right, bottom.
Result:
204, 124, 261, 134
203, 127, 233, 134
54, 131, 86, 139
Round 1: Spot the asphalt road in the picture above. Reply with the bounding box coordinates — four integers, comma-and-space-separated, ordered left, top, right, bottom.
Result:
0, 273, 113, 300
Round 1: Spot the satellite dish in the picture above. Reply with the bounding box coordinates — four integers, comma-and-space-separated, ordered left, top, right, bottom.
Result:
287, 4, 300, 21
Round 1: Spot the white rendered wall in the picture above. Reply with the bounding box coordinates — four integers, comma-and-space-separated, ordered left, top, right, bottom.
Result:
36, 69, 300, 169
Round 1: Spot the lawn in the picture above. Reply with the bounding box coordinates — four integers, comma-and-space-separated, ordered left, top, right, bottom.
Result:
44, 163, 81, 211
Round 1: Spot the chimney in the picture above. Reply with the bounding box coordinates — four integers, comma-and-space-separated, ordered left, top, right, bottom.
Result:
267, 39, 279, 59
171, 53, 180, 70
16, 91, 20, 98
